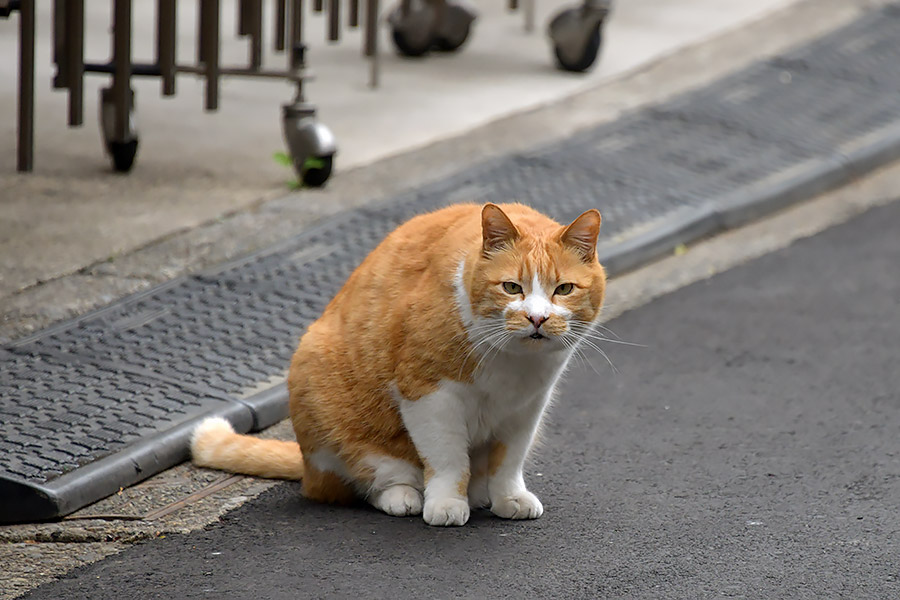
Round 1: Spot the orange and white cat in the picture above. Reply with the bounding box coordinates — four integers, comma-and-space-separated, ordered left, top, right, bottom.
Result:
192, 203, 606, 526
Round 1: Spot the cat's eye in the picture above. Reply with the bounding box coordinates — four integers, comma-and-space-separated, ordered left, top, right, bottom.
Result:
555, 283, 575, 296
502, 282, 523, 295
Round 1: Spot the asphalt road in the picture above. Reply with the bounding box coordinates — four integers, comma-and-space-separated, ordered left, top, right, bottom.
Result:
23, 202, 900, 599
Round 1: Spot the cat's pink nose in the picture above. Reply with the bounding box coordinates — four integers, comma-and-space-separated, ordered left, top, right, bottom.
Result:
527, 314, 548, 329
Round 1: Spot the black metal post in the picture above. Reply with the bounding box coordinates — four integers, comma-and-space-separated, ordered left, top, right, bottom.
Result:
365, 0, 379, 89
275, 0, 287, 51
66, 0, 85, 126
289, 0, 304, 69
199, 0, 220, 111
328, 0, 339, 42
248, 0, 263, 67
52, 0, 67, 89
349, 0, 359, 28
113, 0, 132, 142
158, 0, 177, 95
365, 0, 378, 57
18, 0, 35, 172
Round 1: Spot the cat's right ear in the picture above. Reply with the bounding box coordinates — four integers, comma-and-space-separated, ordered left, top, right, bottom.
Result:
559, 209, 602, 262
482, 204, 520, 257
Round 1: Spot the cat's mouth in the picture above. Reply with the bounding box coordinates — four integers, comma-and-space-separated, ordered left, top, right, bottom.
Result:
529, 332, 546, 340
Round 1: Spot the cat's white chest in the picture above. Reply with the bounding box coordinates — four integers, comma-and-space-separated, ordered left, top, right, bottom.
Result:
396, 349, 571, 452
452, 349, 570, 446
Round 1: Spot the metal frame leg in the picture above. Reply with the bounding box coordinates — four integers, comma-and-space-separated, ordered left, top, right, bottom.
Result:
328, 0, 340, 41
66, 0, 85, 126
275, 0, 287, 51
365, 0, 379, 88
198, 0, 221, 111
238, 0, 263, 67
289, 0, 304, 69
524, 0, 535, 32
349, 0, 359, 27
52, 0, 67, 89
17, 0, 35, 172
112, 0, 132, 142
158, 0, 177, 95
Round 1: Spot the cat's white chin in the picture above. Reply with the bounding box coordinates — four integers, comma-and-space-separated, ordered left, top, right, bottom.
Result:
508, 333, 567, 354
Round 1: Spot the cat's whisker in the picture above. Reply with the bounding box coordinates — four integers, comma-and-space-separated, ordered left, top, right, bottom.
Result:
458, 327, 507, 377
560, 335, 588, 372
561, 333, 605, 379
575, 333, 647, 348
567, 323, 646, 348
450, 321, 507, 347
460, 324, 515, 376
471, 326, 508, 350
594, 324, 622, 340
464, 322, 506, 335
583, 349, 609, 380
477, 331, 514, 373
570, 336, 619, 375
456, 324, 510, 350
561, 322, 625, 375
488, 330, 513, 355
572, 345, 599, 378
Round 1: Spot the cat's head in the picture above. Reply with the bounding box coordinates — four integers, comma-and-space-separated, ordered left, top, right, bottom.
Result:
465, 203, 606, 355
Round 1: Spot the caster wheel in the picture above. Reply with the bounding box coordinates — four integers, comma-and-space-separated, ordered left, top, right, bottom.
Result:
549, 3, 609, 73
554, 25, 602, 72
391, 27, 433, 57
433, 22, 471, 52
389, 0, 477, 56
283, 103, 337, 188
300, 155, 334, 188
100, 86, 139, 172
108, 139, 139, 172
433, 1, 476, 52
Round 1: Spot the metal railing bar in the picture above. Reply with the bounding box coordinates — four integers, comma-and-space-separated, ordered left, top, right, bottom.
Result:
17, 0, 35, 172
158, 0, 177, 95
66, 0, 85, 126
112, 0, 132, 141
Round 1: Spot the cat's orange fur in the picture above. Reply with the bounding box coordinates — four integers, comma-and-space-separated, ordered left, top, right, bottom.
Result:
192, 202, 606, 525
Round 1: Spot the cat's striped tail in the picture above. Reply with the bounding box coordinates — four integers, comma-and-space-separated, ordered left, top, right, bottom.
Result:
190, 417, 304, 480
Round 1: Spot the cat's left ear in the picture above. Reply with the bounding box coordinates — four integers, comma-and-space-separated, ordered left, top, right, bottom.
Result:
482, 204, 520, 256
559, 209, 602, 262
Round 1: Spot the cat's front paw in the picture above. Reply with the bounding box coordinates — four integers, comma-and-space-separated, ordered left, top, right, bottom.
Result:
423, 497, 470, 526
371, 484, 423, 517
491, 490, 543, 520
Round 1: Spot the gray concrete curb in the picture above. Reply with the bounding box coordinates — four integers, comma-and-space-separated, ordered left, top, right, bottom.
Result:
598, 122, 900, 275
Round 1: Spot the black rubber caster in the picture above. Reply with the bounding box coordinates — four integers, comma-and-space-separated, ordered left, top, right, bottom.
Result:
433, 22, 472, 52
283, 100, 337, 189
300, 155, 334, 188
388, 0, 477, 57
391, 27, 433, 57
554, 26, 602, 73
100, 86, 139, 172
548, 2, 610, 73
107, 139, 139, 173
